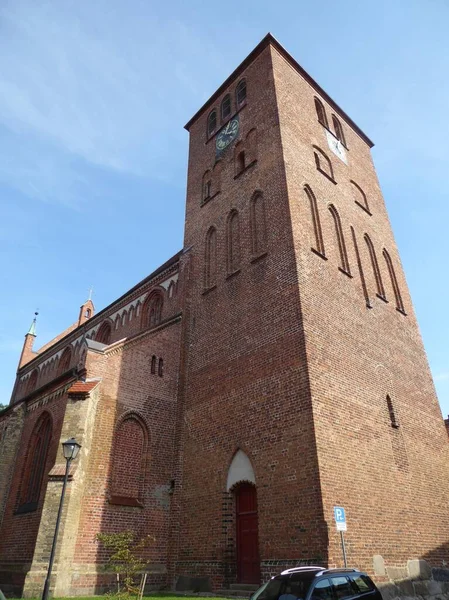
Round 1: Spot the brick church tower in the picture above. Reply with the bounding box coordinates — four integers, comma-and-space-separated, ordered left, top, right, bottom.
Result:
171, 34, 449, 587
1, 34, 449, 598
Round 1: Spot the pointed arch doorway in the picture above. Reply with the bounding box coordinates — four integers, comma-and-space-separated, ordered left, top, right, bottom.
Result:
235, 482, 260, 584
227, 450, 260, 584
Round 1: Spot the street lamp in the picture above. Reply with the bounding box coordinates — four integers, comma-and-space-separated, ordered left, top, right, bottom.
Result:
42, 437, 81, 600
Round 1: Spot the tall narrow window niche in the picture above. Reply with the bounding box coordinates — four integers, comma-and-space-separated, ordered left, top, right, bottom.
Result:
304, 185, 325, 259
234, 141, 246, 177
383, 249, 406, 314
110, 414, 148, 507
250, 192, 267, 260
204, 226, 218, 291
202, 170, 212, 204
332, 115, 347, 147
386, 395, 399, 428
207, 110, 217, 138
226, 210, 241, 276
17, 412, 52, 513
364, 235, 386, 301
351, 181, 371, 215
313, 146, 335, 183
314, 97, 329, 128
350, 226, 371, 309
328, 204, 350, 275
246, 128, 257, 165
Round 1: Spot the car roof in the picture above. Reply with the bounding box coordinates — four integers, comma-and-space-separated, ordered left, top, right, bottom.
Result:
279, 567, 364, 577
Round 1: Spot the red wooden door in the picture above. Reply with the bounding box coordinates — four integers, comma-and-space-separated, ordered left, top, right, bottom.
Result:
236, 483, 260, 584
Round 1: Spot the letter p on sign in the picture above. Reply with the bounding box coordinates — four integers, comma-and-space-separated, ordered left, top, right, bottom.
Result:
334, 506, 347, 531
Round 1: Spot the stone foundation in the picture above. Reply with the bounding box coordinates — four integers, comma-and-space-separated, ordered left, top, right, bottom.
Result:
377, 559, 449, 600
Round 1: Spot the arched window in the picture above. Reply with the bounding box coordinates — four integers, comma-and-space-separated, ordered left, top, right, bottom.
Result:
235, 145, 246, 175
58, 347, 72, 375
332, 115, 347, 147
250, 193, 267, 256
236, 79, 247, 106
207, 110, 217, 137
202, 170, 212, 202
85, 308, 91, 318
121, 311, 128, 327
129, 306, 134, 322
26, 369, 39, 394
351, 227, 371, 308
204, 226, 218, 289
351, 180, 370, 214
227, 210, 241, 274
143, 292, 163, 328
151, 355, 156, 374
246, 128, 257, 164
313, 146, 334, 181
314, 97, 328, 128
221, 94, 231, 121
328, 204, 350, 274
18, 412, 52, 512
365, 235, 386, 300
115, 315, 120, 330
383, 249, 406, 314
110, 414, 148, 506
158, 358, 164, 377
96, 321, 112, 345
304, 185, 325, 257
209, 159, 222, 198
386, 395, 399, 428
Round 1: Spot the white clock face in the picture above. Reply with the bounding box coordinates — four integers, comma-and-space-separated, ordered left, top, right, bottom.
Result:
326, 130, 347, 164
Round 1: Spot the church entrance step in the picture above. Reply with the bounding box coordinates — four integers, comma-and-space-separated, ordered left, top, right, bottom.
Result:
217, 583, 260, 597
229, 584, 259, 591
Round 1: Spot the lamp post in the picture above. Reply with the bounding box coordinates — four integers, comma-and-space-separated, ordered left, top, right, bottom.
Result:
42, 437, 81, 600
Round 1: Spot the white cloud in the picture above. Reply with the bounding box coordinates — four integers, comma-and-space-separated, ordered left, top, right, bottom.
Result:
0, 0, 223, 203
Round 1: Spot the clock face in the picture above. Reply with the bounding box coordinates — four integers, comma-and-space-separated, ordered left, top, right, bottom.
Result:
325, 130, 347, 164
216, 117, 239, 153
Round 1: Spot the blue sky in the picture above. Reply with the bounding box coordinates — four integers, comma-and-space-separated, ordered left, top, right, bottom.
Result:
1, 0, 448, 417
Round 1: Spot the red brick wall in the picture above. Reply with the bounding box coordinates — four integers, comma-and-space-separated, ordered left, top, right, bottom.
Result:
0, 389, 69, 592
70, 316, 182, 592
271, 44, 449, 574
174, 44, 327, 590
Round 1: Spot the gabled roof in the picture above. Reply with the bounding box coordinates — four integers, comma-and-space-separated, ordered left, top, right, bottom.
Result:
184, 33, 374, 148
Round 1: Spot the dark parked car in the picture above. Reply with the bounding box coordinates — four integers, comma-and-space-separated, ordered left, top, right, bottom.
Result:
251, 567, 382, 600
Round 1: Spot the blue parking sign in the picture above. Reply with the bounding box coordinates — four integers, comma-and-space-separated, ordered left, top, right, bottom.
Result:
334, 506, 347, 531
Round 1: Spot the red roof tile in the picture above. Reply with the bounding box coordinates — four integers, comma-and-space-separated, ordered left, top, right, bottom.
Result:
68, 381, 100, 394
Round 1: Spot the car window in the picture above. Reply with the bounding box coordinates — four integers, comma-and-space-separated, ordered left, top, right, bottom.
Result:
310, 579, 333, 600
253, 578, 284, 600
350, 575, 374, 594
253, 575, 315, 600
281, 574, 314, 600
331, 576, 355, 600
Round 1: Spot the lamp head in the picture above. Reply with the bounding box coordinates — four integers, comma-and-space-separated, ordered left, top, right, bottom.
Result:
62, 437, 81, 461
